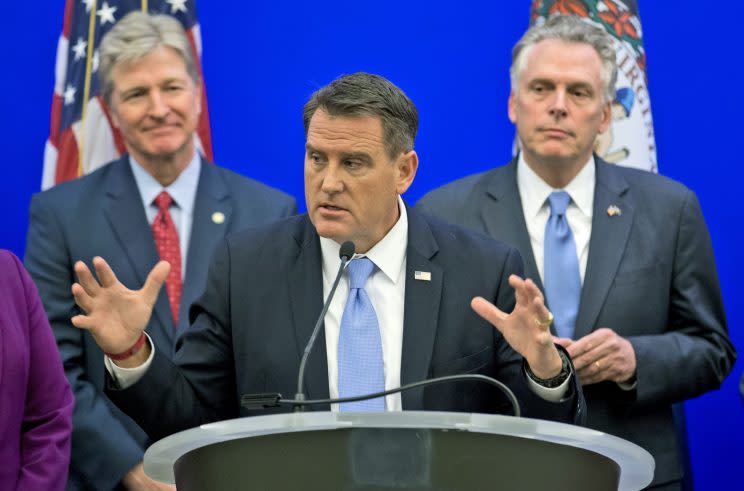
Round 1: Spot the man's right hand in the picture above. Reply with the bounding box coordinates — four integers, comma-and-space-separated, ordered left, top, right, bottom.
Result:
71, 256, 169, 360
122, 462, 176, 491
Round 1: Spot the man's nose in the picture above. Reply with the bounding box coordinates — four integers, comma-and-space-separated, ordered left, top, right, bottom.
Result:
148, 91, 170, 119
548, 89, 568, 119
320, 164, 344, 194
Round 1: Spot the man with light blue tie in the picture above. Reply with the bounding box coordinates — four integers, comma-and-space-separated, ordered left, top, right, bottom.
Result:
65, 72, 586, 451
416, 15, 734, 490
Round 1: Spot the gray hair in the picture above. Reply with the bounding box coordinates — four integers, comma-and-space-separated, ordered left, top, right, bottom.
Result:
510, 15, 617, 101
303, 72, 419, 159
99, 11, 199, 105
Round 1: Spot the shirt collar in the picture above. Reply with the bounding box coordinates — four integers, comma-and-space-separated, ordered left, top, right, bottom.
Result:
320, 196, 408, 284
129, 152, 201, 215
516, 152, 595, 218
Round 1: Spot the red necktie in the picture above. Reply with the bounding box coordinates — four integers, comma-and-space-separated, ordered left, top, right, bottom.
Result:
152, 191, 182, 325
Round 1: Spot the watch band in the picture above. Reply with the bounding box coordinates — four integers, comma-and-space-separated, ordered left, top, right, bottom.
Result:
525, 348, 572, 388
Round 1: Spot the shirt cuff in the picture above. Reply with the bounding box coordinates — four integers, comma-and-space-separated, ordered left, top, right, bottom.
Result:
525, 369, 570, 402
617, 378, 638, 391
104, 333, 155, 389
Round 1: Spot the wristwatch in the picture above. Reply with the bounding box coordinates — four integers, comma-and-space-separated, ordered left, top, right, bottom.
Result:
525, 348, 572, 388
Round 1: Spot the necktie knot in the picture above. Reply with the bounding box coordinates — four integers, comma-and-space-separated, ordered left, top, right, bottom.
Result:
548, 191, 571, 217
154, 191, 174, 212
347, 257, 375, 290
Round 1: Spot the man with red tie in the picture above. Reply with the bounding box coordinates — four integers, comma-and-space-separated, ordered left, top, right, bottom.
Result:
24, 11, 296, 490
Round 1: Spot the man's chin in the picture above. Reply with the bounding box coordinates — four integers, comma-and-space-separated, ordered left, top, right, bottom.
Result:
311, 219, 349, 243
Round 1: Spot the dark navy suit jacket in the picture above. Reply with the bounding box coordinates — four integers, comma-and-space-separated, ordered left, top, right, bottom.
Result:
106, 209, 584, 442
416, 157, 735, 487
24, 156, 296, 490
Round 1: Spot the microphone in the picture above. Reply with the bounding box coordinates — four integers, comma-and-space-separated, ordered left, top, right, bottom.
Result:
293, 240, 355, 411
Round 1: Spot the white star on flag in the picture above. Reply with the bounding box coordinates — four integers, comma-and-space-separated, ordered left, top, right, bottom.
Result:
81, 0, 93, 13
166, 0, 188, 13
72, 38, 87, 61
92, 50, 100, 72
97, 2, 117, 25
63, 85, 77, 105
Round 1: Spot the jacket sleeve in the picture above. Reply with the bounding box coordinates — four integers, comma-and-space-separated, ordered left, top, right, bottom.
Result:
628, 190, 735, 408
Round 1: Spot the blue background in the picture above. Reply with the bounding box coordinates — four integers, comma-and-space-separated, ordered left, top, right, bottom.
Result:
2, 1, 741, 488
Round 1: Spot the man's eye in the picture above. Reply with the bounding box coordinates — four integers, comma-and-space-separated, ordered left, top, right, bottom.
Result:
123, 91, 144, 101
344, 160, 362, 169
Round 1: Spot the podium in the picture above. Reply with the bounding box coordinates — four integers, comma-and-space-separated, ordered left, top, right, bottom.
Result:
144, 411, 654, 490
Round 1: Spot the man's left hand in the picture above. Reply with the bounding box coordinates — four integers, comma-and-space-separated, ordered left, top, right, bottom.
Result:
554, 328, 636, 385
471, 274, 562, 379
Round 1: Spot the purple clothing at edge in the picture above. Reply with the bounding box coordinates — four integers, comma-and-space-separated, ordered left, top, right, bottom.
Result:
0, 250, 73, 490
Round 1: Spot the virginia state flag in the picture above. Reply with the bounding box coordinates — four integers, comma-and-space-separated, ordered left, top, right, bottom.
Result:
530, 0, 657, 172
43, 0, 213, 189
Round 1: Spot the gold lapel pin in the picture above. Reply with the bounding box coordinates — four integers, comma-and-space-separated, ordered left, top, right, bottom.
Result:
606, 205, 621, 217
414, 271, 432, 281
211, 211, 225, 224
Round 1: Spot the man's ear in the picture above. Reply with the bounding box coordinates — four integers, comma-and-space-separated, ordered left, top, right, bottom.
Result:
508, 91, 518, 124
598, 100, 612, 134
109, 101, 121, 129
395, 150, 419, 195
195, 80, 203, 117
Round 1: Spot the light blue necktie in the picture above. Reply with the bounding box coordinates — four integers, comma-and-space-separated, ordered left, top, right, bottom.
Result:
338, 257, 385, 411
544, 191, 582, 339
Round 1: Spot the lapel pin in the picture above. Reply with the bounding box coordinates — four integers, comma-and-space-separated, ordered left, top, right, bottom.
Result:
211, 211, 225, 224
414, 271, 432, 281
606, 205, 621, 217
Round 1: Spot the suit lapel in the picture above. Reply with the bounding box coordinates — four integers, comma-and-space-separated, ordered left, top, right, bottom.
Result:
102, 157, 174, 343
178, 161, 233, 332
481, 161, 543, 291
288, 218, 330, 403
400, 208, 443, 409
574, 159, 634, 338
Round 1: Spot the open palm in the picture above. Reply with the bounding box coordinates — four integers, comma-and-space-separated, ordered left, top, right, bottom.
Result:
71, 256, 169, 355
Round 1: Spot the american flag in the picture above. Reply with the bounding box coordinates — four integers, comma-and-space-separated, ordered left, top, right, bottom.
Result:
43, 0, 212, 189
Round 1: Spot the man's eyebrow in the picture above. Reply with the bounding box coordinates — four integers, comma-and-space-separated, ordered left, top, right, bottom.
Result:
340, 152, 373, 161
119, 85, 148, 95
568, 81, 594, 92
528, 78, 554, 86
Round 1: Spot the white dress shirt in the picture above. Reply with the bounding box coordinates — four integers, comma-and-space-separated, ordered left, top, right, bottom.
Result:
516, 152, 594, 284
129, 152, 201, 278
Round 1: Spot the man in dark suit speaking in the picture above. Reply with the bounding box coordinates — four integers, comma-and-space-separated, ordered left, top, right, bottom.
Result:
24, 12, 295, 490
416, 15, 735, 490
68, 72, 585, 446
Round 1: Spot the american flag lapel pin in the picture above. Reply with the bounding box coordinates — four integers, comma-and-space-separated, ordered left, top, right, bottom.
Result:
607, 205, 621, 217
414, 271, 432, 281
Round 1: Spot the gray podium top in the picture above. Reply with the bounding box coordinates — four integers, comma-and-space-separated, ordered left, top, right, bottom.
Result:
144, 411, 654, 490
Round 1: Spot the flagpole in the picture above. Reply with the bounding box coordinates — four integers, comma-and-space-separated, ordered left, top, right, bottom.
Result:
142, 1, 148, 12
78, 0, 98, 177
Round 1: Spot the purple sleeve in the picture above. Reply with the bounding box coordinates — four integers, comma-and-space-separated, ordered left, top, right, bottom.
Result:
12, 252, 74, 491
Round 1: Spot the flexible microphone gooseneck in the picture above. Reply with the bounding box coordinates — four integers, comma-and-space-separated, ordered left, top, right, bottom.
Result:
242, 374, 521, 417
293, 240, 355, 411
